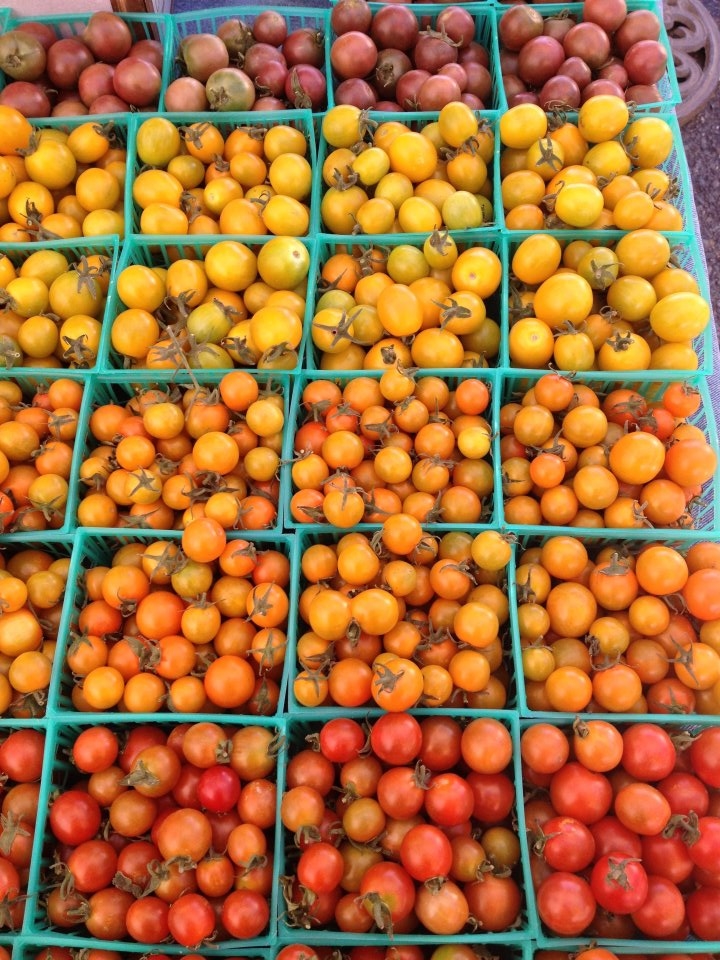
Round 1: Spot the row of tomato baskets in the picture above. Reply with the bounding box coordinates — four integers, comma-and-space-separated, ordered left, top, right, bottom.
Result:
0, 0, 682, 119
0, 102, 699, 241
0, 707, 719, 949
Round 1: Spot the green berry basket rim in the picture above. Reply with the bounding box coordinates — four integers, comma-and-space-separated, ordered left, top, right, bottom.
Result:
126, 110, 320, 240
500, 227, 714, 377
0, 369, 100, 543
280, 367, 502, 532
303, 229, 505, 373
278, 710, 537, 942
23, 714, 287, 943
284, 526, 517, 714
316, 110, 502, 237
509, 528, 720, 724
96, 233, 318, 376
46, 522, 299, 718
494, 0, 682, 112
325, 5, 502, 114
497, 371, 719, 537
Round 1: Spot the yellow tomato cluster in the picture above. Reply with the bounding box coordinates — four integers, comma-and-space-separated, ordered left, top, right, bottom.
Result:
0, 247, 111, 369
321, 103, 494, 235
0, 109, 126, 242
499, 96, 682, 232
113, 237, 310, 371
508, 230, 709, 371
310, 232, 501, 370
133, 116, 312, 238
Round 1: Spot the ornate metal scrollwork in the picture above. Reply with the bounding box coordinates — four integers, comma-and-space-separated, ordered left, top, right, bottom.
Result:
664, 0, 720, 123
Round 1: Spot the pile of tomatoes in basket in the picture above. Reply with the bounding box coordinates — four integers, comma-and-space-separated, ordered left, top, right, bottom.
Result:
281, 713, 522, 936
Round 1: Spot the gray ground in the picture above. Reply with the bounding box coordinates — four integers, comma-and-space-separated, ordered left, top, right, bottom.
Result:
681, 0, 720, 318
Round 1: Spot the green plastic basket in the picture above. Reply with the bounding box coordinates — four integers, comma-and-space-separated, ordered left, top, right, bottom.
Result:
69, 369, 290, 533
327, 4, 501, 113
281, 369, 501, 531
316, 111, 501, 236
0, 725, 50, 938
275, 945, 532, 960
15, 939, 272, 959
0, 535, 74, 717
519, 716, 720, 952
500, 112, 695, 239
498, 371, 719, 535
0, 373, 94, 542
0, 116, 129, 245
169, 6, 330, 114
303, 232, 504, 371
327, 0, 494, 4
126, 110, 319, 239
99, 234, 318, 375
285, 526, 517, 715
509, 531, 720, 722
0, 238, 119, 375
23, 714, 286, 945
277, 710, 533, 943
494, 0, 681, 112
0, 12, 173, 117
47, 526, 296, 718
500, 230, 715, 377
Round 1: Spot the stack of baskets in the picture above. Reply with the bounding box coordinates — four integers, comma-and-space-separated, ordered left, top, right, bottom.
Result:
0, 3, 718, 960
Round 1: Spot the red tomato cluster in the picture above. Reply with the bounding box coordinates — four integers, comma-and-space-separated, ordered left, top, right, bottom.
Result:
279, 946, 519, 960
45, 721, 279, 945
290, 375, 494, 526
0, 727, 45, 932
517, 538, 720, 714
501, 373, 716, 530
294, 521, 513, 710
35, 950, 257, 960
77, 372, 282, 531
522, 721, 720, 940
0, 377, 84, 534
330, 1, 492, 112
64, 535, 290, 715
0, 12, 164, 116
281, 714, 522, 936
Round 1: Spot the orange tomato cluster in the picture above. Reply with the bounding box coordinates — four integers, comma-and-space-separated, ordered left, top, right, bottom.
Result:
112, 236, 309, 372
76, 372, 283, 532
65, 536, 290, 715
500, 99, 683, 231
500, 373, 716, 530
0, 110, 126, 242
133, 116, 313, 237
517, 537, 720, 714
0, 377, 83, 535
0, 246, 112, 370
0, 546, 67, 716
293, 518, 513, 710
311, 237, 501, 370
320, 103, 494, 234
290, 375, 494, 527
507, 231, 710, 372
